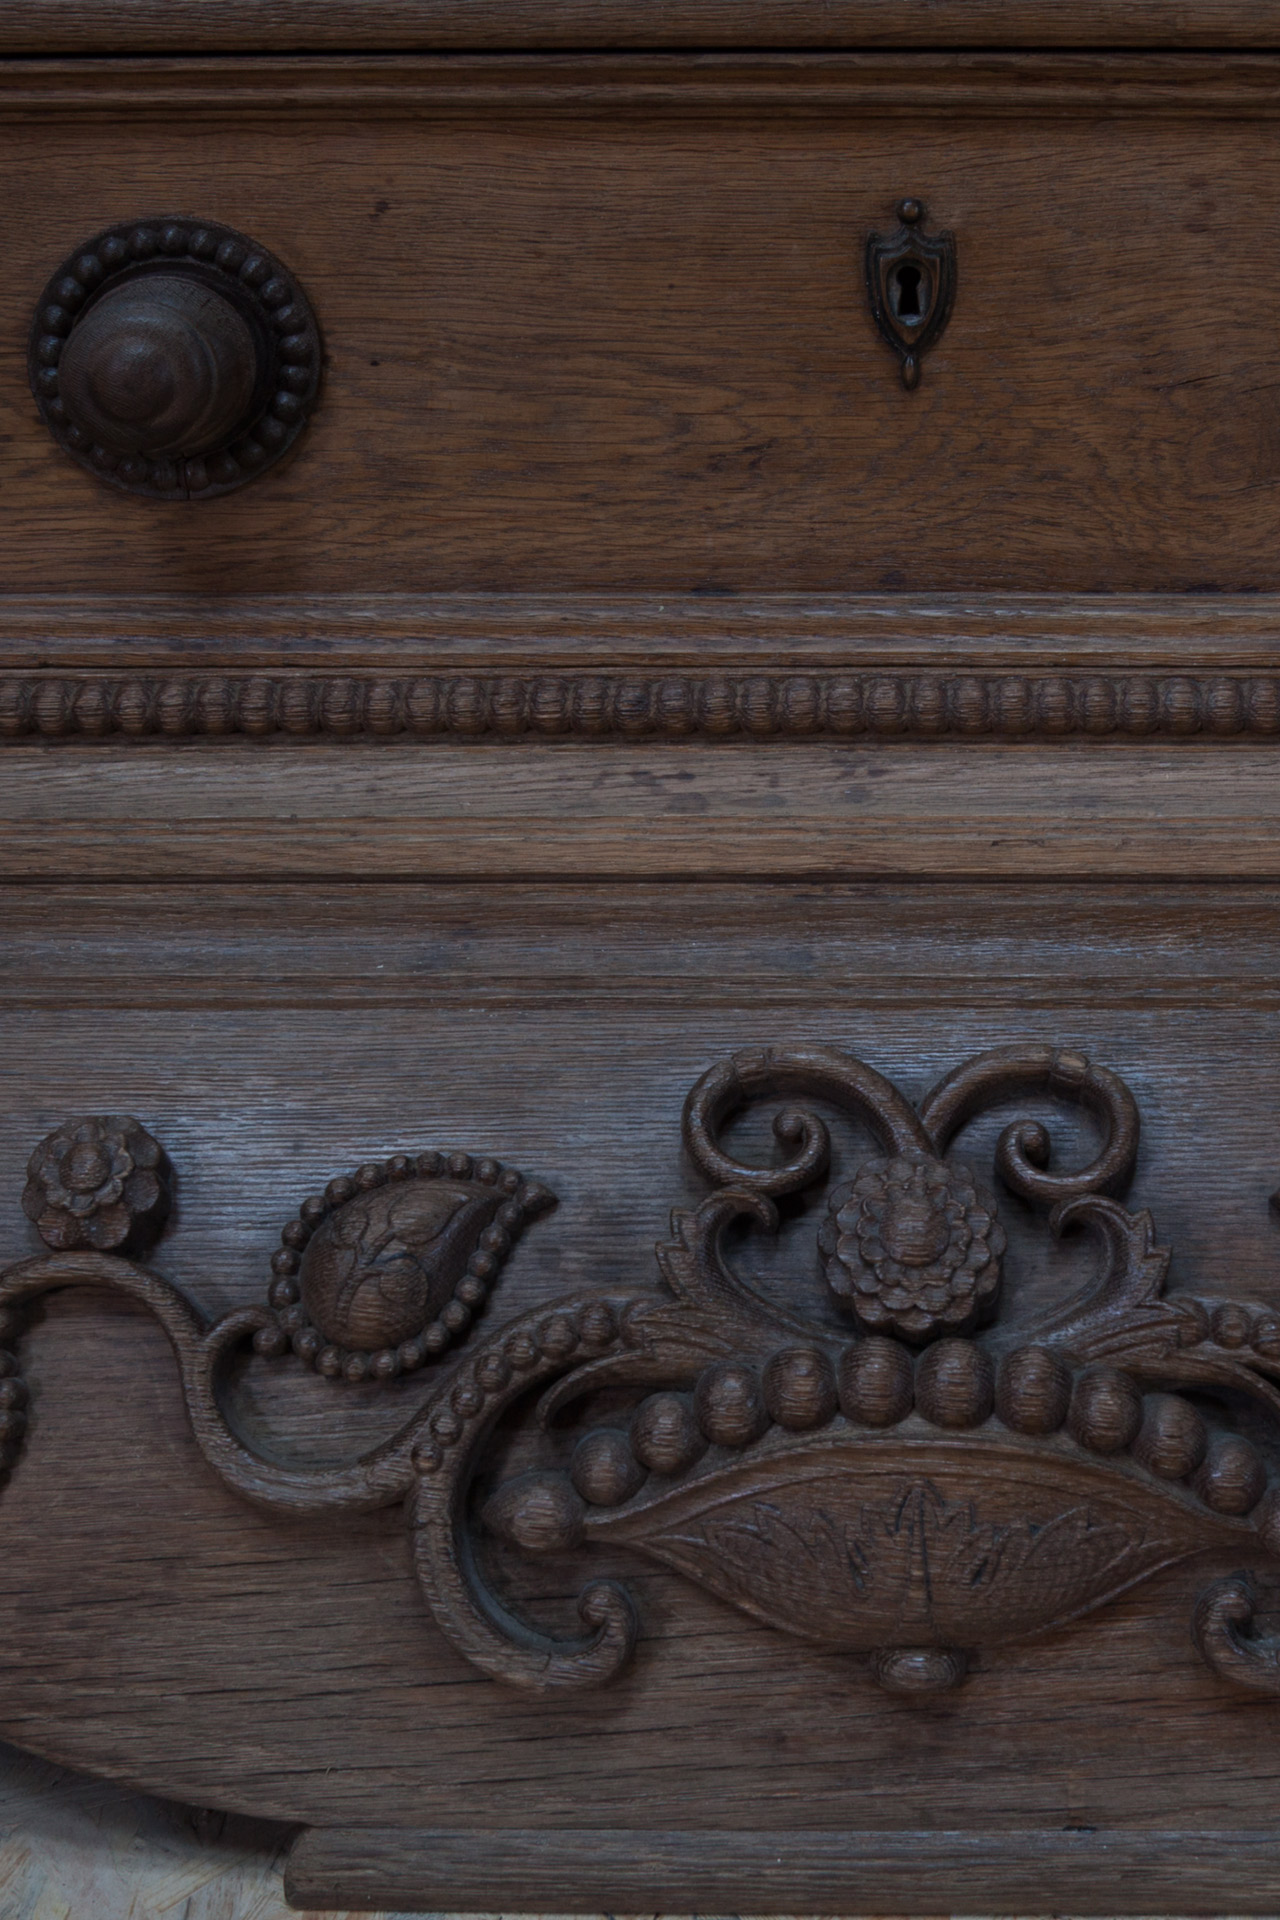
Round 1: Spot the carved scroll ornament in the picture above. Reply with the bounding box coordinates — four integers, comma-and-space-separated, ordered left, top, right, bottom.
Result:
4, 1044, 1280, 1702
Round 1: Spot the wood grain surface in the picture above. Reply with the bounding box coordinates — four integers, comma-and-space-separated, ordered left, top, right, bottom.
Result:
7, 57, 1280, 595
289, 1825, 1280, 1914
0, 2, 1278, 53
5, 589, 1280, 669
0, 740, 1275, 880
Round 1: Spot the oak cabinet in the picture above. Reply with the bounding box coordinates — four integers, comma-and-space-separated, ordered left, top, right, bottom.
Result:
3, 6, 1280, 1914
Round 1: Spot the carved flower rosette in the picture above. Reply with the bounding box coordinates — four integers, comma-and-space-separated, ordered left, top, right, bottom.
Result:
819, 1152, 1004, 1341
5, 1042, 1280, 1705
22, 1114, 171, 1253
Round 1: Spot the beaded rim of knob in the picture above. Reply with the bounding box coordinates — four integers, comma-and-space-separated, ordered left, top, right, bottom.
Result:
259, 1150, 556, 1384
29, 216, 321, 501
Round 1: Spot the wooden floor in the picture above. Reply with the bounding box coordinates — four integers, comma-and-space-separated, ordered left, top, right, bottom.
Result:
0, 1737, 1263, 1920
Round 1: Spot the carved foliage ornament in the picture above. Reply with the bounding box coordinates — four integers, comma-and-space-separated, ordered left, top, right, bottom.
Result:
4, 1044, 1280, 1702
261, 1151, 553, 1382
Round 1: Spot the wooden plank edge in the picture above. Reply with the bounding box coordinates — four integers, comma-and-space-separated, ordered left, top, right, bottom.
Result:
5, 591, 1280, 673
0, 818, 1277, 881
285, 1824, 1280, 1914
7, 53, 1280, 121
5, 1, 1280, 56
5, 1, 1280, 55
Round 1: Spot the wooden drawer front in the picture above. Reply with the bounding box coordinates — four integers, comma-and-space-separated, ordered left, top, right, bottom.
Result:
5, 55, 1280, 597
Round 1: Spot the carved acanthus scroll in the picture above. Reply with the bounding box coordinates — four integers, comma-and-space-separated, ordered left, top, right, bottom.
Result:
4, 1043, 1280, 1701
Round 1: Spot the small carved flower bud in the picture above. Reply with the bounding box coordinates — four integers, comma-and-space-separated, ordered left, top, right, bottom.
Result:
1211, 1302, 1253, 1350
570, 1429, 646, 1507
694, 1362, 768, 1448
762, 1346, 838, 1430
915, 1339, 994, 1430
483, 1472, 585, 1553
1068, 1367, 1143, 1455
821, 1153, 1004, 1343
838, 1338, 914, 1427
995, 1346, 1071, 1435
1131, 1393, 1208, 1479
631, 1393, 706, 1476
23, 1115, 172, 1255
1194, 1434, 1266, 1515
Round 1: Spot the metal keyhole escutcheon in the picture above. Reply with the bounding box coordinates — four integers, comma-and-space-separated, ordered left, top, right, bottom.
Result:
865, 197, 957, 389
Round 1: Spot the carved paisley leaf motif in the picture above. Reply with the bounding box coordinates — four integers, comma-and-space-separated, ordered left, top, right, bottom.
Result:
261, 1151, 556, 1380
301, 1181, 496, 1351
586, 1431, 1247, 1649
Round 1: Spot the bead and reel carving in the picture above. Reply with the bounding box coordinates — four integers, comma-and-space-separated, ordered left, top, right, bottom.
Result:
29, 217, 321, 499
5, 1044, 1280, 1706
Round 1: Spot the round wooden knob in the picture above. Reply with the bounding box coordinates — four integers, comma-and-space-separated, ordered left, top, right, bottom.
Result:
30, 217, 320, 499
56, 275, 259, 460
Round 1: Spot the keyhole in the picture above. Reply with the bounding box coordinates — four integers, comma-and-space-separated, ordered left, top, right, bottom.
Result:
892, 263, 926, 321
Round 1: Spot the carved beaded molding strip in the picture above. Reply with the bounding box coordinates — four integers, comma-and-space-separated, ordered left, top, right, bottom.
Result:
5, 670, 1280, 740
7, 1042, 1280, 1697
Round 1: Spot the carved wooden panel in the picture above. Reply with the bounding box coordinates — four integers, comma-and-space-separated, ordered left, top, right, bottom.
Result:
2, 865, 1280, 1909
6, 24, 1280, 1918
13, 1037, 1274, 1704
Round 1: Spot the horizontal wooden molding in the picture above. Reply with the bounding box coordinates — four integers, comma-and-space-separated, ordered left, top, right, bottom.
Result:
5, 593, 1278, 670
0, 882, 1272, 1010
4, 742, 1273, 879
3, 813, 1274, 881
5, 669, 1280, 741
7, 53, 1280, 122
0, 4, 1278, 56
287, 1824, 1280, 1913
